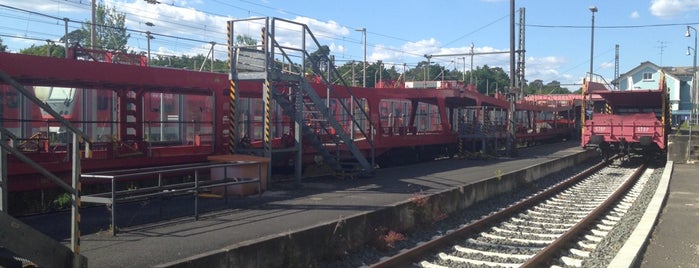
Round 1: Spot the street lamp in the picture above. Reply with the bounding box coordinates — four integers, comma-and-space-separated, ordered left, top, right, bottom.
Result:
355, 27, 366, 87
589, 6, 598, 82
687, 26, 697, 124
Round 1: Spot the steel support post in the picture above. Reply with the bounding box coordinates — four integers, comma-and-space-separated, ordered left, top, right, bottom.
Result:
295, 82, 303, 186
0, 131, 6, 212
261, 19, 272, 188
71, 133, 82, 267
194, 169, 199, 220
227, 20, 238, 154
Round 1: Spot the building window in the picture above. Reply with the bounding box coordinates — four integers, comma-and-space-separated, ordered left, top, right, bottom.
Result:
643, 72, 653, 81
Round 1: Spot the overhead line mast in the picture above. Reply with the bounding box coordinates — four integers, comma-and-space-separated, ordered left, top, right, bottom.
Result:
427, 2, 525, 157
507, 0, 516, 157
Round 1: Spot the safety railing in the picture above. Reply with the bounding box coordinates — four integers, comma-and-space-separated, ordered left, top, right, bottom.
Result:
81, 161, 262, 236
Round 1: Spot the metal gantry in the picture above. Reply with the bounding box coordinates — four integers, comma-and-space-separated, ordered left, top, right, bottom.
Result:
228, 17, 375, 184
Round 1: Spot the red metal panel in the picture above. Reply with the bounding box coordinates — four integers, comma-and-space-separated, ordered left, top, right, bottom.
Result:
0, 53, 226, 94
595, 90, 663, 108
583, 112, 665, 150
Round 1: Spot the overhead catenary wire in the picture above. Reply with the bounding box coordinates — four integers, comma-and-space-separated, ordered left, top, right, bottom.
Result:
0, 2, 442, 65
3, 2, 696, 78
0, 2, 504, 68
0, 4, 225, 53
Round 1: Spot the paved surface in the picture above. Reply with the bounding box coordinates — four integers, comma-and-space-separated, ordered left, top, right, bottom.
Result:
12, 141, 599, 267
16, 141, 699, 267
638, 163, 699, 268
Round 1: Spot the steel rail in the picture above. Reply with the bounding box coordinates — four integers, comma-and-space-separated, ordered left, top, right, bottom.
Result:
370, 157, 614, 268
521, 160, 648, 267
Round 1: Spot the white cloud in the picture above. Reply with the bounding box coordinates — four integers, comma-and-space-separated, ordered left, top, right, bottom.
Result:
403, 38, 441, 57
120, 0, 230, 40
0, 0, 86, 14
365, 38, 443, 65
370, 44, 404, 63
524, 56, 580, 85
293, 17, 350, 39
600, 61, 615, 69
650, 0, 699, 19
329, 43, 345, 55
112, 2, 355, 61
630, 11, 640, 19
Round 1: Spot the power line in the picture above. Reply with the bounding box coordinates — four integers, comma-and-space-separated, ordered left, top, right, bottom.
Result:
0, 4, 221, 48
0, 33, 58, 43
0, 4, 65, 21
0, 2, 512, 69
527, 22, 699, 29
444, 14, 509, 47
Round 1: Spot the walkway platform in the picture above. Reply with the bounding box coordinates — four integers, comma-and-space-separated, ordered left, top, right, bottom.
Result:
636, 163, 699, 267
18, 141, 597, 266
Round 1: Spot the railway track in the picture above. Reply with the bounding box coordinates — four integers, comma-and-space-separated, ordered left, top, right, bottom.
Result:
370, 157, 651, 268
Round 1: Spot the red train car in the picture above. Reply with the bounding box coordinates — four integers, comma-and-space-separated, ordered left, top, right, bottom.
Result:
581, 73, 670, 156
0, 50, 578, 193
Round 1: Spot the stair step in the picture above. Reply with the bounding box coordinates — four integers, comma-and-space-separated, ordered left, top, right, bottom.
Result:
266, 67, 372, 174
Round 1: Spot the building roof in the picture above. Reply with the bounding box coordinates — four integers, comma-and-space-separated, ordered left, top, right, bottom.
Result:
611, 61, 689, 86
662, 66, 695, 77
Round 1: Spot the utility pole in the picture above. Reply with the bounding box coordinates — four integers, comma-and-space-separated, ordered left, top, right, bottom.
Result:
91, 0, 96, 49
470, 43, 474, 86
460, 57, 465, 82
506, 0, 516, 157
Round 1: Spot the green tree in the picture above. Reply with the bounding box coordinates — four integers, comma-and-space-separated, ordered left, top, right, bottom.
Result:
402, 61, 448, 82
334, 61, 360, 86
20, 43, 65, 58
149, 54, 228, 73
523, 79, 570, 95
364, 61, 397, 88
335, 61, 401, 88
78, 1, 130, 51
0, 37, 7, 52
235, 34, 257, 46
468, 65, 510, 95
62, 29, 88, 45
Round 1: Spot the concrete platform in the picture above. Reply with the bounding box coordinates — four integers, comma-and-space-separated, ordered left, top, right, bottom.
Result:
19, 141, 595, 267
636, 163, 699, 267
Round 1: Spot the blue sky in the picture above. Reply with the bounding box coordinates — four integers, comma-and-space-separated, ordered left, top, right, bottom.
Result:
1, 0, 699, 88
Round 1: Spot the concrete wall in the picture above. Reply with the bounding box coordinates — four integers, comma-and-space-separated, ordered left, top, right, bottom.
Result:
667, 134, 699, 163
157, 149, 597, 268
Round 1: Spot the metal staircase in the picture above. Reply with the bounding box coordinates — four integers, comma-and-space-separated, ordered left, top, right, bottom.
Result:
228, 17, 374, 178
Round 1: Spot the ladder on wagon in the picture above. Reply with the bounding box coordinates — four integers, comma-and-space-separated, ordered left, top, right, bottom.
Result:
227, 17, 375, 183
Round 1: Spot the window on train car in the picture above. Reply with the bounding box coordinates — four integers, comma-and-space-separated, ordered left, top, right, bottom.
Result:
7, 92, 18, 108
97, 96, 109, 110
643, 72, 653, 81
164, 102, 174, 113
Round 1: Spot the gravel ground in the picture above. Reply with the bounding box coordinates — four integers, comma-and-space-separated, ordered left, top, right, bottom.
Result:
581, 157, 665, 268
318, 159, 603, 268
